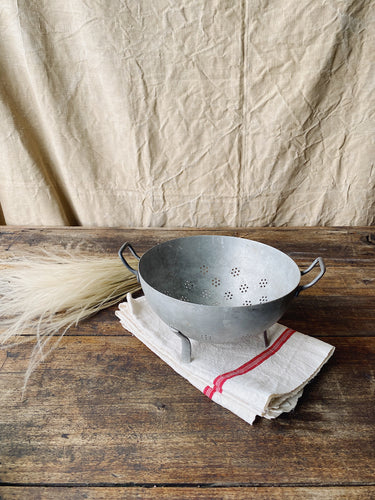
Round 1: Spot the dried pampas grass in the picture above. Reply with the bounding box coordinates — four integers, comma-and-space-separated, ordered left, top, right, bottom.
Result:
0, 251, 141, 388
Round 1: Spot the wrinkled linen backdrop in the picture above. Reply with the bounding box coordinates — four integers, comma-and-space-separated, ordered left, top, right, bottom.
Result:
1, 0, 374, 227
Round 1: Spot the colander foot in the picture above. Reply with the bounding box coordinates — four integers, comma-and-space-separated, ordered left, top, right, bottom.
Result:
170, 327, 192, 363
263, 330, 269, 348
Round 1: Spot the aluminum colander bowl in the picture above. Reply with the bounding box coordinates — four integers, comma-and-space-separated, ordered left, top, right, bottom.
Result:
119, 236, 325, 360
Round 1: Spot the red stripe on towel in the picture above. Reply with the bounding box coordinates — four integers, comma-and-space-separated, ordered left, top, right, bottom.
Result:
203, 328, 295, 400
203, 385, 216, 399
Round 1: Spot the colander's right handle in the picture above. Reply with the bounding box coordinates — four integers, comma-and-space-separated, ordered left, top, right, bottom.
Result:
297, 257, 326, 295
118, 242, 140, 282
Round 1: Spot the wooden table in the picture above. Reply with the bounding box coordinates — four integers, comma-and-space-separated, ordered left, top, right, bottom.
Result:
0, 227, 374, 499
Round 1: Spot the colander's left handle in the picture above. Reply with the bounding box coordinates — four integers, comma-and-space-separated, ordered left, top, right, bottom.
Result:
297, 257, 325, 295
118, 242, 140, 282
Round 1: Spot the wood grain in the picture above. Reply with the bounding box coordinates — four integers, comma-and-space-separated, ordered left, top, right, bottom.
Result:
0, 226, 374, 498
0, 335, 374, 485
1, 226, 375, 263
1, 486, 375, 499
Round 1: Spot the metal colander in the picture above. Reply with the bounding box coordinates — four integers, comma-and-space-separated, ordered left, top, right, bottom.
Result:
119, 235, 325, 360
138, 236, 301, 307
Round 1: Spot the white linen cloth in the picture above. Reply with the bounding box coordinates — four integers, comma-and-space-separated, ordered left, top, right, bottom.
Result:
116, 294, 334, 425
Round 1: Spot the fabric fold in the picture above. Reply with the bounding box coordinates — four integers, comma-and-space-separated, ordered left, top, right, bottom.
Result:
116, 294, 334, 425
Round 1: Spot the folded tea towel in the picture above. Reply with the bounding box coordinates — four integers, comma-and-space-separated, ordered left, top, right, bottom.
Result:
116, 294, 335, 425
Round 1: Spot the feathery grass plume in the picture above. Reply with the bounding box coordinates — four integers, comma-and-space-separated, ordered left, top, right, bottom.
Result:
0, 251, 141, 389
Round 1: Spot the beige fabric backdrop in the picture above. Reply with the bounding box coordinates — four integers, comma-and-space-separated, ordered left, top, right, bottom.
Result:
1, 0, 374, 227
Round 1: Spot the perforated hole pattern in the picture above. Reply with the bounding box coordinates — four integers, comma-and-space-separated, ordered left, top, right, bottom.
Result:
163, 266, 270, 305
230, 267, 240, 277
184, 280, 194, 290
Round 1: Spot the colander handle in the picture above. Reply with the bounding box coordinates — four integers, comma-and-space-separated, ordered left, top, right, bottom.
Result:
118, 242, 140, 281
297, 257, 326, 295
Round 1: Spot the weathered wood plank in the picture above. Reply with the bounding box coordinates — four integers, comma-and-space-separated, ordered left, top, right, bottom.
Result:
1, 227, 374, 491
0, 486, 374, 499
281, 295, 375, 336
0, 336, 374, 485
1, 226, 374, 264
